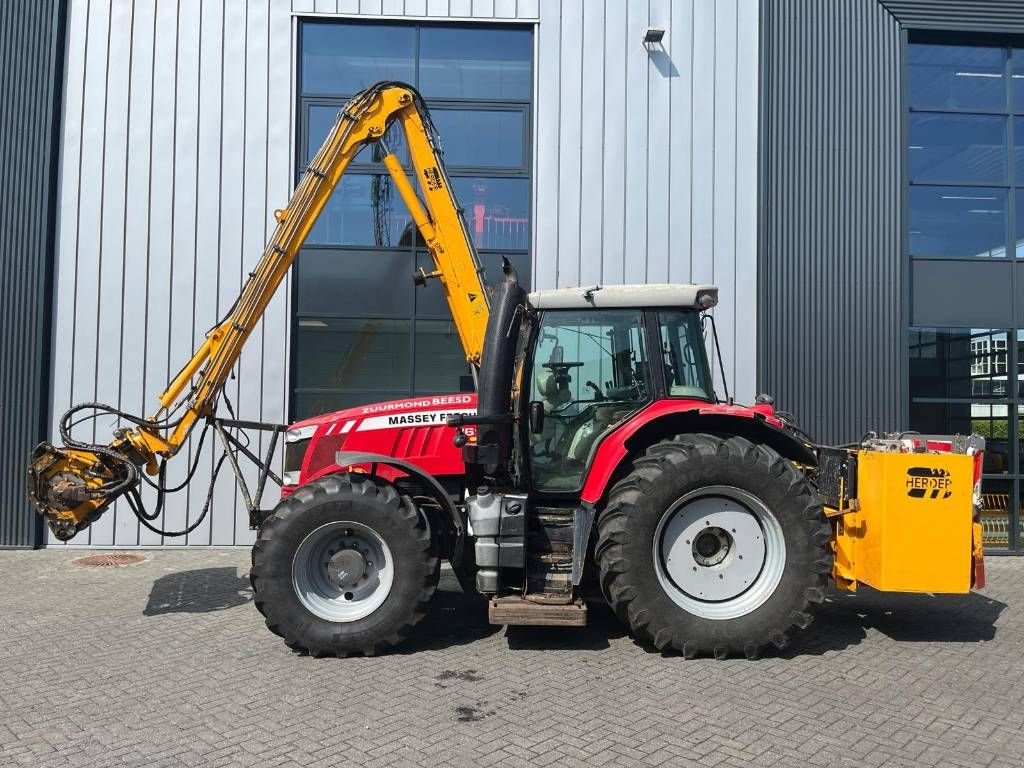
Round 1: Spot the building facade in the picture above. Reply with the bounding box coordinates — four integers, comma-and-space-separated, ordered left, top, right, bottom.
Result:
2, 0, 1022, 552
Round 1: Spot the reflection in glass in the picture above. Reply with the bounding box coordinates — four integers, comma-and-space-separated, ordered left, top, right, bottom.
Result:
414, 320, 471, 392
432, 109, 526, 168
908, 186, 1007, 258
909, 328, 1008, 399
1016, 187, 1024, 259
451, 177, 530, 250
979, 478, 1012, 550
909, 400, 1009, 473
415, 251, 531, 318
295, 317, 410, 390
908, 113, 1006, 184
419, 27, 532, 100
307, 175, 413, 247
528, 310, 650, 492
293, 391, 409, 420
301, 23, 415, 96
908, 44, 1006, 111
297, 249, 413, 316
1016, 117, 1024, 184
306, 105, 408, 165
1013, 49, 1024, 112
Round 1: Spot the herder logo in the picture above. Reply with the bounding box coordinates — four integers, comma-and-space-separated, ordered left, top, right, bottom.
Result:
905, 467, 953, 500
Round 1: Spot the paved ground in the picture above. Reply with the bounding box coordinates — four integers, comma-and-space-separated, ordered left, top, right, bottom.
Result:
1, 549, 1022, 768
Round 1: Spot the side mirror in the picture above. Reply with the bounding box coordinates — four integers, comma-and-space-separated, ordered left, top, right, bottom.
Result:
528, 401, 545, 434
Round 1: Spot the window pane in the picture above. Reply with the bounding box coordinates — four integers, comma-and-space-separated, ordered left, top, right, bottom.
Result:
1017, 189, 1024, 259
432, 109, 526, 169
910, 328, 1009, 399
529, 310, 650, 492
307, 174, 416, 247
419, 27, 532, 100
297, 249, 412, 316
415, 250, 531, 317
910, 400, 1009, 474
908, 43, 1006, 111
979, 478, 1012, 550
908, 186, 1007, 258
306, 104, 408, 165
301, 23, 414, 96
293, 390, 410, 420
657, 311, 713, 400
295, 318, 410, 390
1018, 330, 1024, 397
452, 177, 530, 250
1012, 49, 1024, 113
414, 319, 472, 392
908, 113, 1006, 184
1015, 118, 1024, 183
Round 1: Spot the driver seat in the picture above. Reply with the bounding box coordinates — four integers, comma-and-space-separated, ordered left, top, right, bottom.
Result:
535, 370, 572, 412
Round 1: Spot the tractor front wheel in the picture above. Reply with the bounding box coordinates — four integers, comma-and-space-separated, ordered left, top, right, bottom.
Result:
250, 474, 439, 657
596, 433, 831, 659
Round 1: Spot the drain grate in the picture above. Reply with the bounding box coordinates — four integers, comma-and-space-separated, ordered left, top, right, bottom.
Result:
72, 553, 147, 568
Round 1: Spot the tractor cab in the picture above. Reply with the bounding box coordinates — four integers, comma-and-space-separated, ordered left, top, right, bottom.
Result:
516, 286, 718, 495
455, 266, 721, 494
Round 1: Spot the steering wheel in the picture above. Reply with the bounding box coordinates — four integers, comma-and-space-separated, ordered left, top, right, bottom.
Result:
542, 361, 584, 370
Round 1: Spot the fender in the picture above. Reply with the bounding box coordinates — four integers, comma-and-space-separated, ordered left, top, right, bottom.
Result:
579, 399, 817, 505
333, 451, 466, 563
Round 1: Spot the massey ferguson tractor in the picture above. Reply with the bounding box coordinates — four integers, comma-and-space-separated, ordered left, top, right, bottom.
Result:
28, 83, 987, 659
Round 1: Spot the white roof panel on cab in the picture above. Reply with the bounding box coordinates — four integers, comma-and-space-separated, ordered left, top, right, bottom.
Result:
527, 284, 718, 311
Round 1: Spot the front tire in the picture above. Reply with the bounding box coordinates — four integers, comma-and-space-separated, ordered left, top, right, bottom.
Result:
596, 434, 831, 659
251, 474, 439, 657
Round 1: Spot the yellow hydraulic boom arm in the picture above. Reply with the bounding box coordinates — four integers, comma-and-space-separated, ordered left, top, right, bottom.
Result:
28, 82, 490, 540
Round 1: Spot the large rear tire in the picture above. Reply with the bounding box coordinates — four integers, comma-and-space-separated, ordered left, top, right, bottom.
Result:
251, 473, 439, 657
596, 434, 831, 659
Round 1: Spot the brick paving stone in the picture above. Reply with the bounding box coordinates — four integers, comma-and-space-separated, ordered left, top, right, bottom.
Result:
0, 549, 1021, 767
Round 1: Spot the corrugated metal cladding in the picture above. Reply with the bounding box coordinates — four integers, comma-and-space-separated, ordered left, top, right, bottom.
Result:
52, 0, 758, 547
759, 0, 903, 445
0, 0, 66, 547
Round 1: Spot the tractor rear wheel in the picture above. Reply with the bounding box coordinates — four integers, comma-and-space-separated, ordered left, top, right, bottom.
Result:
251, 473, 439, 657
596, 433, 831, 659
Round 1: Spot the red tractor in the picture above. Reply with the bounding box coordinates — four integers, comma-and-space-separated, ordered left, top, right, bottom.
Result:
254, 268, 835, 659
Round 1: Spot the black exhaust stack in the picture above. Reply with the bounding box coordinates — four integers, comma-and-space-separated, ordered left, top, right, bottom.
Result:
455, 259, 525, 473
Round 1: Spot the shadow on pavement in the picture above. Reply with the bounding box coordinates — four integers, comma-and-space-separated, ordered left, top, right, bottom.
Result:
140, 565, 1007, 658
397, 572, 504, 653
505, 601, 626, 651
143, 567, 253, 616
782, 587, 1007, 657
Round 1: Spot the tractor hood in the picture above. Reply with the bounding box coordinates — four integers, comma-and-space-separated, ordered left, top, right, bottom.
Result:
283, 394, 478, 491
288, 393, 478, 433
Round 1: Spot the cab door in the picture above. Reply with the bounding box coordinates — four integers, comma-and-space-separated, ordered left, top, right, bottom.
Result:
524, 308, 652, 494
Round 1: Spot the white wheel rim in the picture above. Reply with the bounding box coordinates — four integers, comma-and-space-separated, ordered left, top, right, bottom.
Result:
292, 521, 394, 622
653, 486, 786, 620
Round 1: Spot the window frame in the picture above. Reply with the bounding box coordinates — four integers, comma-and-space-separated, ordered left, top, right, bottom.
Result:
291, 19, 534, 418
521, 308, 656, 496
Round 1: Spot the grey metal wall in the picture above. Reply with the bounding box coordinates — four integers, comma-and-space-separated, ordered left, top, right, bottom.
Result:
532, 0, 760, 404
759, 0, 903, 445
52, 0, 759, 547
0, 0, 66, 547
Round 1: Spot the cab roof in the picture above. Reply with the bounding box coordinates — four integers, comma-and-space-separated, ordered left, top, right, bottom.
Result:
526, 283, 718, 311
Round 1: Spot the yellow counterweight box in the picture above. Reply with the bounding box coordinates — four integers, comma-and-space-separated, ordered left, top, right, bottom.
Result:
833, 449, 975, 594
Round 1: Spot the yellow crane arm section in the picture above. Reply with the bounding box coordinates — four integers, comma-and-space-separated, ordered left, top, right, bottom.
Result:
28, 82, 490, 540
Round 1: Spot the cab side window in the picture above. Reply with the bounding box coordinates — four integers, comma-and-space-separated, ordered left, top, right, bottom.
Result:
528, 310, 650, 492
